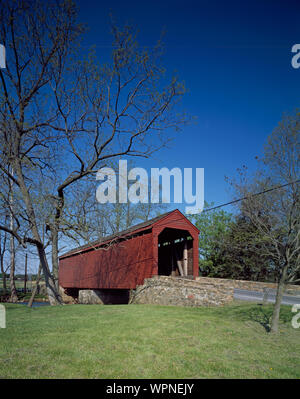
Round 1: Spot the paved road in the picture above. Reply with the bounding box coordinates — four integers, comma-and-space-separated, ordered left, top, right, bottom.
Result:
234, 288, 300, 306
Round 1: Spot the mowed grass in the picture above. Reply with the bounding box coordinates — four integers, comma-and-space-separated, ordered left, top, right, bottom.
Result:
0, 302, 299, 379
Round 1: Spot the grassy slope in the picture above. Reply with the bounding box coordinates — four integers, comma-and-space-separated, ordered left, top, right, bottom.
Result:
0, 302, 299, 379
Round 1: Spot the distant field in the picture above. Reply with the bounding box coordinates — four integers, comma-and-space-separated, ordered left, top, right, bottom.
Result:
0, 302, 299, 379
0, 278, 43, 294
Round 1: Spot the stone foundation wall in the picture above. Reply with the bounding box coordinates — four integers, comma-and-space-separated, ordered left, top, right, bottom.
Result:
78, 289, 104, 304
130, 275, 233, 307
195, 277, 300, 295
60, 275, 300, 306
59, 286, 78, 304
78, 289, 130, 304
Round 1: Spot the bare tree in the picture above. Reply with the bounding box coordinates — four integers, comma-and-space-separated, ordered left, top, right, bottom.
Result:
0, 1, 187, 304
8, 166, 18, 301
229, 111, 300, 333
58, 167, 168, 245
45, 24, 186, 290
0, 170, 19, 300
0, 0, 82, 304
0, 227, 9, 295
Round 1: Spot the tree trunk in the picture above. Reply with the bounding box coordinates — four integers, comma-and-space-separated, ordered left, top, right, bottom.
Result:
50, 189, 65, 293
9, 167, 18, 302
28, 262, 42, 308
13, 159, 63, 306
9, 235, 18, 303
0, 250, 7, 295
37, 244, 63, 306
24, 253, 27, 294
2, 273, 7, 295
51, 226, 59, 291
9, 236, 18, 303
270, 264, 288, 333
2, 271, 7, 295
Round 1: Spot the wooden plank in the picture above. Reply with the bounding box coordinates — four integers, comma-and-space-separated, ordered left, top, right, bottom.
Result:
183, 241, 188, 276
171, 244, 176, 276
174, 247, 184, 276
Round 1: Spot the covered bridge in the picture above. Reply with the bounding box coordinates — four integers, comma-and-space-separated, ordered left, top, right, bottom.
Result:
59, 209, 199, 303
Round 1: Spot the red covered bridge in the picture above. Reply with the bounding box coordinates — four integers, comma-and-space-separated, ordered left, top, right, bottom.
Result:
59, 209, 199, 302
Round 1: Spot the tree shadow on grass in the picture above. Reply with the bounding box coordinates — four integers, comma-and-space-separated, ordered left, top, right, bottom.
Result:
202, 303, 292, 333
212, 304, 273, 332
247, 305, 272, 332
238, 304, 291, 332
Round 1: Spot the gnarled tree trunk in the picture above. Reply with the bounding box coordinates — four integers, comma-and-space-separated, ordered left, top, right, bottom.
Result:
270, 263, 288, 333
13, 159, 63, 306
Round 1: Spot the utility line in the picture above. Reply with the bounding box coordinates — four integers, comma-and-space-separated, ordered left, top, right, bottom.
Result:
202, 179, 300, 213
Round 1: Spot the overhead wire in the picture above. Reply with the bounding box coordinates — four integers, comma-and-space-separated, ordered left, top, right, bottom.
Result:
202, 179, 300, 213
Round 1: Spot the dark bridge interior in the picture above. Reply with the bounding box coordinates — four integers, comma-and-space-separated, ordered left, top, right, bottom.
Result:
158, 228, 194, 277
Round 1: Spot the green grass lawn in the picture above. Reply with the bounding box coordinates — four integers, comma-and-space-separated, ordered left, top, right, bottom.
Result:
0, 302, 299, 379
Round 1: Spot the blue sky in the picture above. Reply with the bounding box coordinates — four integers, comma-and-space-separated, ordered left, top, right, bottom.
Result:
76, 0, 300, 214
9, 0, 300, 274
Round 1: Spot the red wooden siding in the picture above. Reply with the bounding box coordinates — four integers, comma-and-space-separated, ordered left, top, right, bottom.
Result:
59, 209, 199, 290
59, 232, 154, 289
152, 210, 199, 279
